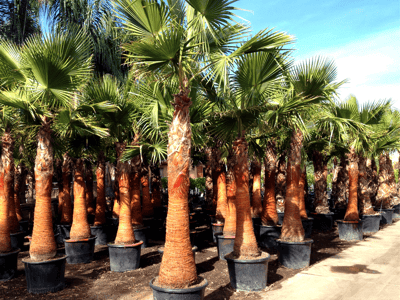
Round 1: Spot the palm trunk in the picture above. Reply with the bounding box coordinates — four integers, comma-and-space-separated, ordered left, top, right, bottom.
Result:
30, 119, 57, 261
344, 147, 359, 221
0, 154, 11, 253
130, 137, 143, 227
158, 85, 197, 289
387, 155, 400, 207
215, 166, 228, 223
59, 153, 73, 224
275, 153, 286, 212
280, 129, 304, 242
376, 153, 391, 209
251, 160, 262, 218
115, 143, 136, 244
69, 159, 91, 240
331, 157, 339, 205
223, 151, 236, 236
313, 150, 330, 214
150, 165, 162, 208
299, 164, 308, 219
232, 136, 260, 257
334, 155, 348, 209
370, 158, 378, 206
112, 179, 120, 218
85, 161, 95, 217
55, 159, 63, 215
261, 141, 278, 225
141, 158, 153, 218
358, 156, 375, 215
94, 152, 106, 226
14, 164, 23, 222
205, 148, 213, 211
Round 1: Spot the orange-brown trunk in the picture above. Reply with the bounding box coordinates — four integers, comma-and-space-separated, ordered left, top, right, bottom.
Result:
223, 153, 236, 236
14, 165, 24, 222
276, 153, 286, 212
141, 161, 153, 217
158, 85, 197, 289
112, 180, 120, 218
251, 161, 262, 218
232, 136, 260, 258
94, 152, 106, 226
69, 159, 91, 240
30, 119, 57, 261
85, 161, 95, 216
261, 142, 278, 226
299, 165, 308, 219
344, 147, 359, 221
215, 168, 228, 222
55, 159, 63, 215
131, 171, 143, 226
0, 156, 11, 253
59, 153, 73, 224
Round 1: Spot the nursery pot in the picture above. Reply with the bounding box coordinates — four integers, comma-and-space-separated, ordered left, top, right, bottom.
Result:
333, 208, 346, 221
64, 236, 97, 264
23, 254, 67, 294
225, 252, 270, 291
158, 245, 198, 260
276, 239, 314, 269
376, 208, 394, 225
19, 220, 29, 234
211, 223, 224, 243
150, 276, 208, 300
361, 214, 381, 234
56, 224, 71, 244
216, 234, 235, 260
277, 212, 284, 225
301, 217, 314, 239
10, 231, 25, 250
108, 241, 143, 272
133, 226, 149, 249
91, 225, 108, 245
336, 220, 363, 241
190, 231, 197, 247
392, 204, 400, 219
254, 224, 281, 250
0, 248, 20, 282
310, 212, 334, 231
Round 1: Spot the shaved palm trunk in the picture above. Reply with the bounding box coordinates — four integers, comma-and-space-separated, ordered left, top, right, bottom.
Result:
130, 139, 143, 226
344, 147, 359, 221
276, 154, 286, 212
2, 131, 18, 233
251, 161, 262, 218
112, 180, 120, 218
115, 143, 136, 244
376, 153, 391, 209
370, 159, 378, 206
14, 164, 24, 221
55, 159, 63, 215
223, 153, 236, 236
158, 86, 197, 289
59, 153, 73, 224
299, 164, 308, 219
211, 171, 218, 214
141, 159, 153, 218
0, 156, 11, 253
313, 150, 330, 214
150, 165, 162, 208
85, 161, 95, 217
30, 119, 57, 261
215, 167, 228, 223
358, 156, 375, 215
94, 152, 106, 226
280, 129, 304, 242
69, 159, 91, 240
261, 142, 278, 225
205, 148, 213, 211
334, 156, 348, 209
232, 136, 260, 257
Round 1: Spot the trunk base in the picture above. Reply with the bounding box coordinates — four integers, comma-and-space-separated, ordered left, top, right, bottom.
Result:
108, 241, 143, 272
276, 239, 313, 269
64, 236, 96, 264
336, 220, 363, 241
0, 248, 20, 282
150, 276, 208, 300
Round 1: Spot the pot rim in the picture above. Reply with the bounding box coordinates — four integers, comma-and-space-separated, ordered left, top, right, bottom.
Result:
108, 240, 143, 248
211, 223, 224, 227
276, 238, 314, 245
22, 254, 67, 265
0, 248, 20, 257
64, 235, 97, 243
149, 276, 208, 294
224, 252, 270, 263
310, 212, 334, 216
336, 220, 363, 224
216, 234, 235, 239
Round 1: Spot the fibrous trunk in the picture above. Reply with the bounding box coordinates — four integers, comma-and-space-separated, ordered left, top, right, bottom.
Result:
370, 159, 378, 206
141, 157, 153, 217
59, 153, 73, 224
251, 160, 262, 218
334, 156, 348, 209
358, 156, 375, 215
232, 136, 260, 258
261, 141, 278, 225
275, 153, 286, 212
223, 151, 236, 236
150, 165, 162, 208
85, 161, 95, 217
158, 85, 197, 288
30, 119, 57, 261
387, 155, 400, 207
115, 143, 136, 244
279, 129, 304, 242
376, 153, 392, 209
313, 150, 330, 214
94, 152, 106, 226
69, 159, 91, 240
344, 147, 359, 221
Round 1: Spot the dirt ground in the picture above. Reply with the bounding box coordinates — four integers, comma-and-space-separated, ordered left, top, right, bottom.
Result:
0, 219, 390, 300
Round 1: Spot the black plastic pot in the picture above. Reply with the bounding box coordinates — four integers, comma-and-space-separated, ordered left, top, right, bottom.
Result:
106, 217, 119, 227
393, 204, 400, 219
10, 231, 25, 250
255, 224, 281, 250
64, 236, 97, 264
277, 212, 284, 225
276, 239, 313, 269
225, 252, 270, 291
310, 212, 334, 231
376, 208, 394, 225
56, 224, 71, 244
216, 234, 235, 260
91, 225, 108, 245
23, 254, 67, 294
190, 231, 197, 247
158, 245, 198, 260
336, 220, 363, 241
19, 220, 29, 234
108, 241, 143, 272
0, 248, 20, 282
301, 217, 314, 239
211, 223, 224, 243
133, 226, 148, 249
362, 214, 381, 233
333, 208, 346, 221
149, 276, 208, 300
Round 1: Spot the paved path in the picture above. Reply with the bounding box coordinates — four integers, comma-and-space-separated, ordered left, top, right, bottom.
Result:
259, 220, 400, 300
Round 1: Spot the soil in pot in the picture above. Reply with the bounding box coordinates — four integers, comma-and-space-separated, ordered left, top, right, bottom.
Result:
64, 236, 97, 264
216, 234, 235, 260
276, 239, 314, 269
376, 208, 394, 225
310, 212, 334, 231
91, 225, 108, 245
23, 254, 67, 294
150, 276, 208, 300
255, 224, 281, 250
108, 241, 143, 272
361, 214, 381, 234
225, 251, 270, 291
0, 248, 20, 282
336, 220, 363, 241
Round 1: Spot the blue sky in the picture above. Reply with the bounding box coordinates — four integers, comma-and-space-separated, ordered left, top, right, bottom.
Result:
236, 0, 400, 107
